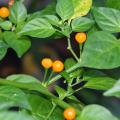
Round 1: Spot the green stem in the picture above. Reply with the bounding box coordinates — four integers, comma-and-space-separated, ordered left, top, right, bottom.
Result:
67, 37, 79, 62
46, 71, 54, 86
79, 44, 83, 57
48, 63, 82, 85
43, 69, 48, 83
53, 98, 81, 115
48, 71, 54, 81
45, 103, 56, 120
68, 87, 83, 97
71, 79, 83, 87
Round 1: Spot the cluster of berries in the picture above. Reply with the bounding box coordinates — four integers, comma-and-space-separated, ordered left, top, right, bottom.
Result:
41, 58, 64, 73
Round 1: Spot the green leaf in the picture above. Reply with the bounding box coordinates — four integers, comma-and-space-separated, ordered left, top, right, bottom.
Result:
61, 23, 71, 37
55, 86, 82, 105
0, 112, 34, 120
44, 15, 60, 26
9, 1, 27, 24
15, 21, 25, 33
76, 104, 118, 120
65, 58, 82, 79
3, 32, 31, 58
71, 0, 92, 19
84, 76, 116, 90
87, 24, 100, 36
83, 69, 106, 80
93, 0, 105, 6
0, 79, 80, 114
49, 31, 64, 39
0, 40, 8, 61
60, 71, 71, 83
55, 86, 66, 99
0, 79, 54, 98
104, 80, 120, 98
72, 17, 94, 32
6, 74, 40, 83
0, 85, 31, 110
28, 94, 64, 120
106, 0, 120, 11
64, 58, 77, 84
92, 7, 120, 32
19, 18, 55, 38
27, 2, 56, 21
83, 69, 116, 90
65, 58, 76, 69
81, 31, 120, 69
56, 0, 74, 21
0, 21, 12, 30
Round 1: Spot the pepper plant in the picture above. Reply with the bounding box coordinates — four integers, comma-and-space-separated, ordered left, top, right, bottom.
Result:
0, 0, 120, 120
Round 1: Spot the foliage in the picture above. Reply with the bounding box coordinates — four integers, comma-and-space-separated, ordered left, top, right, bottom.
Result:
0, 0, 120, 120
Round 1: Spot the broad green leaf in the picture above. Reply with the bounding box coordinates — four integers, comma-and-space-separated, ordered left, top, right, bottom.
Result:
49, 31, 64, 39
56, 0, 74, 21
83, 69, 116, 90
76, 104, 118, 120
104, 80, 120, 98
0, 112, 34, 120
92, 7, 120, 32
15, 21, 25, 33
81, 31, 120, 69
93, 0, 104, 6
4, 32, 31, 58
44, 15, 60, 26
9, 1, 27, 24
19, 18, 55, 38
0, 40, 8, 61
87, 24, 100, 36
6, 74, 40, 83
0, 80, 80, 114
72, 17, 94, 32
28, 94, 64, 120
0, 85, 31, 110
71, 0, 92, 19
27, 2, 56, 21
106, 0, 120, 11
0, 79, 54, 98
55, 86, 66, 99
83, 69, 106, 80
84, 76, 116, 90
105, 68, 120, 79
65, 58, 76, 70
0, 21, 12, 30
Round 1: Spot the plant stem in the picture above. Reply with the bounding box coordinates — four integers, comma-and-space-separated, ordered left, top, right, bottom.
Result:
43, 69, 48, 83
71, 79, 83, 87
45, 103, 56, 120
68, 87, 83, 97
79, 44, 83, 57
67, 37, 79, 62
48, 71, 54, 81
48, 63, 82, 85
46, 71, 54, 86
